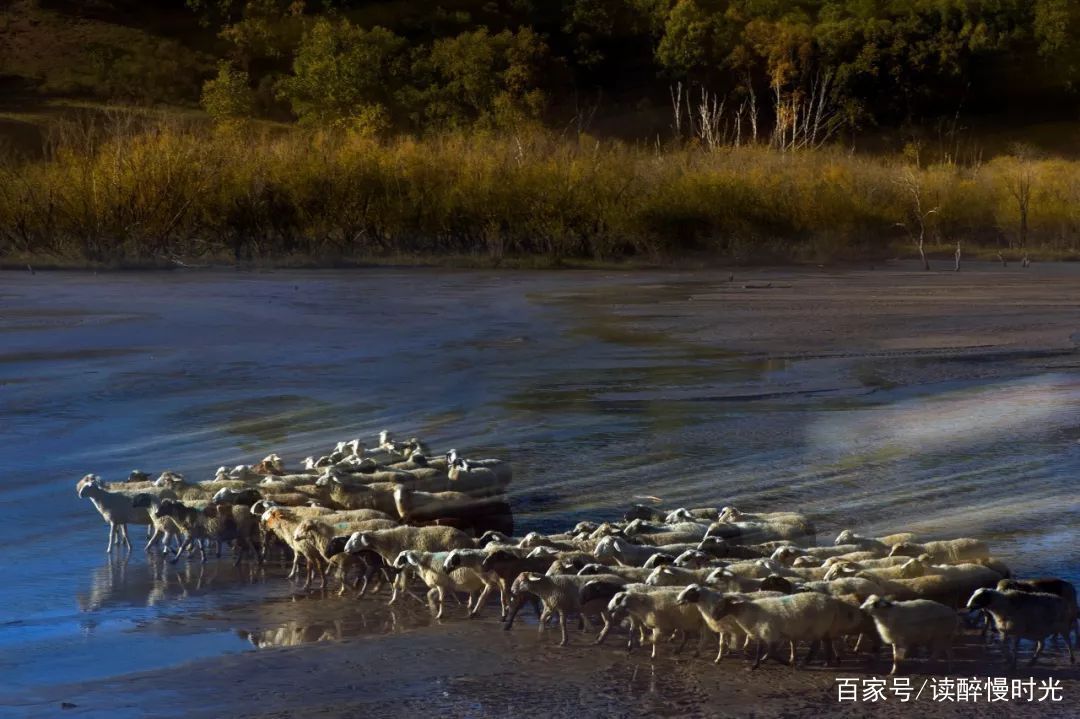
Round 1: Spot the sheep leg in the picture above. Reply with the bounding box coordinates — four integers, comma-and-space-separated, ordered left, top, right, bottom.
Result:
789, 640, 798, 668
714, 633, 726, 663
537, 608, 550, 634
890, 644, 903, 675
119, 524, 132, 551
675, 630, 688, 655
170, 537, 192, 564
1028, 639, 1044, 667
650, 627, 662, 659
749, 640, 764, 670
426, 587, 439, 616
469, 583, 493, 619
106, 524, 117, 553
145, 527, 162, 552
287, 553, 300, 580
435, 587, 446, 619
1010, 635, 1020, 671
594, 611, 612, 645
498, 581, 510, 620
502, 593, 526, 630
558, 611, 568, 647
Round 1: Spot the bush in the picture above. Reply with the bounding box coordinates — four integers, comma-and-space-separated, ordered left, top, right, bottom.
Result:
201, 62, 255, 123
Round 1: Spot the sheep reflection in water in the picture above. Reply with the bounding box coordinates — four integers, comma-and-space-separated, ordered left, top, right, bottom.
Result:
236, 609, 403, 649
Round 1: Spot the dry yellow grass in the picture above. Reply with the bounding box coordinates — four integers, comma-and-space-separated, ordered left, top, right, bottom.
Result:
1, 119, 1078, 266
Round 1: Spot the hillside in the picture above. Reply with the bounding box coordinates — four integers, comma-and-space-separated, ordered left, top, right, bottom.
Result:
0, 0, 1077, 151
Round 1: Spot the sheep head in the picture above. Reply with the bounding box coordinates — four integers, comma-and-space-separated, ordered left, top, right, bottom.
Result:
392, 550, 417, 569
717, 506, 740, 522
674, 550, 708, 568
443, 549, 464, 572
675, 584, 702, 605
791, 555, 821, 568
888, 542, 920, 558
759, 574, 796, 594
212, 487, 235, 504
642, 553, 674, 569
770, 546, 804, 565
704, 567, 735, 586
899, 558, 927, 578
966, 588, 997, 611
665, 508, 694, 524
477, 530, 508, 547
343, 531, 375, 554
262, 507, 290, 528
593, 535, 618, 558
575, 563, 607, 576
154, 498, 184, 518
859, 594, 893, 615
835, 529, 856, 546
606, 591, 630, 620
76, 474, 100, 497
697, 536, 727, 553
511, 571, 544, 595
644, 566, 670, 586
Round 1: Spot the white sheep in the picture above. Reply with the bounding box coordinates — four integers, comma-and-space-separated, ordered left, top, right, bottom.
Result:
394, 550, 493, 619
888, 538, 990, 564
76, 475, 151, 553
593, 536, 672, 567
860, 594, 958, 674
344, 526, 475, 603
505, 572, 626, 646
708, 592, 860, 669
834, 529, 915, 550
442, 548, 505, 618
607, 587, 708, 659
675, 584, 785, 662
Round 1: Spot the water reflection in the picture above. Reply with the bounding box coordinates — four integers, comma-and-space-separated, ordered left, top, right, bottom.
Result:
77, 554, 271, 613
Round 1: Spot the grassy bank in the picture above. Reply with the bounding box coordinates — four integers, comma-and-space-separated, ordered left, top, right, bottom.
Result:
1, 121, 1079, 267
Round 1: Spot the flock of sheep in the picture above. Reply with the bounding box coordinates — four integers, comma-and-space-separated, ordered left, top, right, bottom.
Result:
76, 432, 1078, 676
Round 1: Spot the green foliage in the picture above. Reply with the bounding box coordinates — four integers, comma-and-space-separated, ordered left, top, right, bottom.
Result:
276, 19, 411, 127
201, 62, 255, 122
420, 28, 549, 128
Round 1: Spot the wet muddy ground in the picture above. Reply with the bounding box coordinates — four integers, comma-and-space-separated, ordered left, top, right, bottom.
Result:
2, 262, 1079, 717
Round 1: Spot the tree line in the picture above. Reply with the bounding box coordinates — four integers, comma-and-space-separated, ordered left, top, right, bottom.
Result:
183, 0, 1079, 137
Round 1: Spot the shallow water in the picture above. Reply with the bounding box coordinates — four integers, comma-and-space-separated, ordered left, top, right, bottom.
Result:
2, 265, 1079, 701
